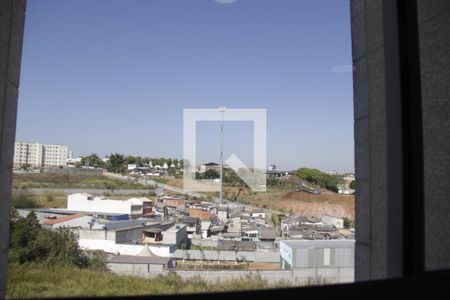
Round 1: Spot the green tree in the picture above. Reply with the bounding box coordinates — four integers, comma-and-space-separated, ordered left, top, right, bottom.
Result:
204, 169, 219, 179
9, 211, 89, 267
343, 217, 353, 228
295, 167, 343, 189
126, 155, 136, 164
350, 180, 356, 189
173, 159, 179, 168
80, 153, 105, 168
106, 153, 126, 173
20, 163, 31, 171
135, 156, 143, 166
11, 191, 40, 209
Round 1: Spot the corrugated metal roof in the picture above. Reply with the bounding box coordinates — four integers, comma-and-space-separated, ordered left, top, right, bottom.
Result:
183, 217, 199, 225
260, 228, 277, 240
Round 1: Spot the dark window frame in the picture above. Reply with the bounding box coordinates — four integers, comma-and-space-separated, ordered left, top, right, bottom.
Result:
1, 0, 449, 298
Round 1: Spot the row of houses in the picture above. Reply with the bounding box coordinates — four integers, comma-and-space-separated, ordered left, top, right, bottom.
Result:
17, 192, 277, 256
16, 191, 354, 283
152, 194, 278, 248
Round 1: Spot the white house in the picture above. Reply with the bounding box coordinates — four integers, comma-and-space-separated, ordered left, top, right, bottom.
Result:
67, 193, 152, 217
251, 210, 266, 219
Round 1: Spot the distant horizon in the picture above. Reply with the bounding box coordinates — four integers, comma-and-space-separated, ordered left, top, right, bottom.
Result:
15, 139, 352, 173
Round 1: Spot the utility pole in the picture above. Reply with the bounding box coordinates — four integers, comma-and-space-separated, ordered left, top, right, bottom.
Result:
219, 106, 226, 204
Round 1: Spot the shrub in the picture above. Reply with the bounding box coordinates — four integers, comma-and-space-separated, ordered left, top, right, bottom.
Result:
46, 194, 55, 203
343, 217, 353, 228
295, 167, 343, 188
271, 214, 279, 226
11, 191, 40, 209
9, 210, 89, 268
86, 250, 108, 271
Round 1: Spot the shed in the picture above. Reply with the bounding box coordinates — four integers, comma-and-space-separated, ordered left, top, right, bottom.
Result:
279, 240, 355, 269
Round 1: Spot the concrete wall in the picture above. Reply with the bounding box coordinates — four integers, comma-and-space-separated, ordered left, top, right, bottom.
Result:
0, 0, 26, 297
190, 238, 219, 248
163, 225, 187, 247
78, 229, 116, 241
351, 0, 450, 279
115, 228, 144, 244
351, 0, 390, 281
106, 265, 354, 285
171, 250, 280, 263
292, 247, 354, 268
107, 263, 165, 278
68, 193, 139, 215
416, 0, 450, 272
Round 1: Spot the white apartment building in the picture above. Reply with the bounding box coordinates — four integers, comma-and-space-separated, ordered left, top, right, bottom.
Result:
14, 142, 69, 168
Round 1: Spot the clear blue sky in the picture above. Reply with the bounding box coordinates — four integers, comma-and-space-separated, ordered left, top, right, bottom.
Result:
16, 0, 354, 172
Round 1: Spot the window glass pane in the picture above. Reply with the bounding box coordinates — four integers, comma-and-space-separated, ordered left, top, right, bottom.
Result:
8, 0, 355, 297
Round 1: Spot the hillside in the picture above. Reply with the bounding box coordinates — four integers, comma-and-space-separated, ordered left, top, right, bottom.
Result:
163, 178, 355, 220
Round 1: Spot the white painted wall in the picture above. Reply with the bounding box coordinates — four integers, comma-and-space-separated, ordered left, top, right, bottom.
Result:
251, 212, 266, 219
67, 193, 149, 215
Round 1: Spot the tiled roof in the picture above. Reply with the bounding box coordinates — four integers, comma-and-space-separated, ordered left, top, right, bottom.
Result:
44, 214, 85, 225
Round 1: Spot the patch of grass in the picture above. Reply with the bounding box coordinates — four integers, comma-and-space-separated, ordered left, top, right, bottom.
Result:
13, 191, 60, 209
13, 173, 149, 190
6, 264, 291, 299
11, 191, 67, 209
10, 191, 41, 209
104, 193, 154, 200
152, 177, 169, 185
11, 190, 155, 210
34, 193, 67, 208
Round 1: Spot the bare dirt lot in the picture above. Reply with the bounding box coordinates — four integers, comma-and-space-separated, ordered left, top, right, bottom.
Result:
164, 179, 355, 221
